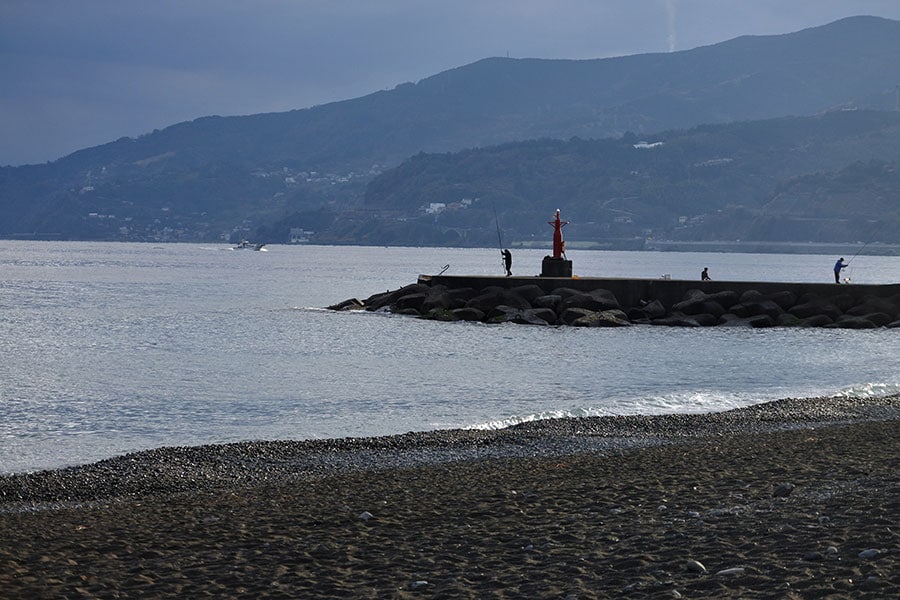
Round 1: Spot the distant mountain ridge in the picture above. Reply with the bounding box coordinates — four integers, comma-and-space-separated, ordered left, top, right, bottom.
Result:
1, 15, 899, 244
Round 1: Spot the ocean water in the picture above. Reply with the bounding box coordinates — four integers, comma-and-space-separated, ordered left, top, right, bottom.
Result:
1, 241, 898, 474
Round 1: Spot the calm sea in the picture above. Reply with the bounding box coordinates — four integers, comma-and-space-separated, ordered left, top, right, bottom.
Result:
1, 241, 898, 474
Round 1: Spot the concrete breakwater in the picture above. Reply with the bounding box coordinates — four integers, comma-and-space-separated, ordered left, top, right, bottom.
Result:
330, 275, 900, 329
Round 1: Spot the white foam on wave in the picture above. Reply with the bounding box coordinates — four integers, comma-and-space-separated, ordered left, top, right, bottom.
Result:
290, 306, 384, 316
462, 384, 896, 432
622, 390, 758, 415
466, 407, 614, 431
835, 382, 900, 399
464, 391, 748, 431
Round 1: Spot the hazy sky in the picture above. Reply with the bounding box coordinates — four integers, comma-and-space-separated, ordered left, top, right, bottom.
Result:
3, 0, 900, 166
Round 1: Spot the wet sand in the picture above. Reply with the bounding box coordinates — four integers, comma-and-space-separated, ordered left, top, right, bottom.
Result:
1, 395, 898, 598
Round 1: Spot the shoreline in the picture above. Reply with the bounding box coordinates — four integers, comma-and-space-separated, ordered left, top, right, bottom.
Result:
1, 395, 898, 598
1, 394, 899, 509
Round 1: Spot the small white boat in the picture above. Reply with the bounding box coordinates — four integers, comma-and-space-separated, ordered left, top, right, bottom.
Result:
232, 240, 267, 251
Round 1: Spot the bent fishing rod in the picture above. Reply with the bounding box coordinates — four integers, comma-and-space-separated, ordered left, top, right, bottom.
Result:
492, 201, 505, 270
847, 221, 888, 265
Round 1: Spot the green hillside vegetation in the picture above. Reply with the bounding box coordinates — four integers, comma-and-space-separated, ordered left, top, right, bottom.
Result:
1, 16, 899, 246
357, 111, 900, 248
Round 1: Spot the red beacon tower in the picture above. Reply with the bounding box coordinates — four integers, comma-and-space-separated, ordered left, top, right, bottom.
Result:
541, 209, 573, 277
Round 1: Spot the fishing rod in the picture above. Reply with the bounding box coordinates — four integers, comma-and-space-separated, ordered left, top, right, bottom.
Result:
841, 221, 890, 284
846, 221, 888, 265
492, 201, 503, 249
847, 243, 869, 266
492, 201, 505, 271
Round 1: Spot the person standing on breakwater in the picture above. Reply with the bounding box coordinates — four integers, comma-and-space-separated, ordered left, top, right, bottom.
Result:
701, 267, 711, 281
834, 257, 848, 283
501, 249, 512, 276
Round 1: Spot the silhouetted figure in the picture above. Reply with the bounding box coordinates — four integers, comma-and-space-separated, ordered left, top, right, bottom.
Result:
501, 249, 512, 276
833, 257, 848, 283
701, 267, 711, 281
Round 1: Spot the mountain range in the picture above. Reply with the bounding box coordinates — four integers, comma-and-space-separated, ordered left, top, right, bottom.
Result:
1, 15, 899, 248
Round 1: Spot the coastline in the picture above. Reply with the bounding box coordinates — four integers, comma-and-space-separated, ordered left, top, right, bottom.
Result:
1, 395, 898, 597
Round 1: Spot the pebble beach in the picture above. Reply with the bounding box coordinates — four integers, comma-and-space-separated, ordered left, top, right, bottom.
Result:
1, 395, 898, 598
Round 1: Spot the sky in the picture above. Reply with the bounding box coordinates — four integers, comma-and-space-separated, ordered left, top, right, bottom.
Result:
3, 0, 900, 167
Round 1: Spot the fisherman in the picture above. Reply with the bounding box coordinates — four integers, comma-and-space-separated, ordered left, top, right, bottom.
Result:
701, 267, 711, 281
501, 248, 512, 276
833, 257, 848, 283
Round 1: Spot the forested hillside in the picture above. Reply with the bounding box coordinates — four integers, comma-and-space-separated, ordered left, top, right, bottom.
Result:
1, 16, 899, 245
350, 111, 900, 248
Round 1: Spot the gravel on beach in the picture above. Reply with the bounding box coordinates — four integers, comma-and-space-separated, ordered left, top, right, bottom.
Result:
1, 395, 898, 598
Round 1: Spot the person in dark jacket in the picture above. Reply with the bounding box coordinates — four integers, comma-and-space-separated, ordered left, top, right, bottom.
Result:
501, 249, 512, 276
833, 257, 848, 283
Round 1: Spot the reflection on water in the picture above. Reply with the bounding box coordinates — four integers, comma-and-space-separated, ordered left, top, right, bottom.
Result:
1, 241, 898, 473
